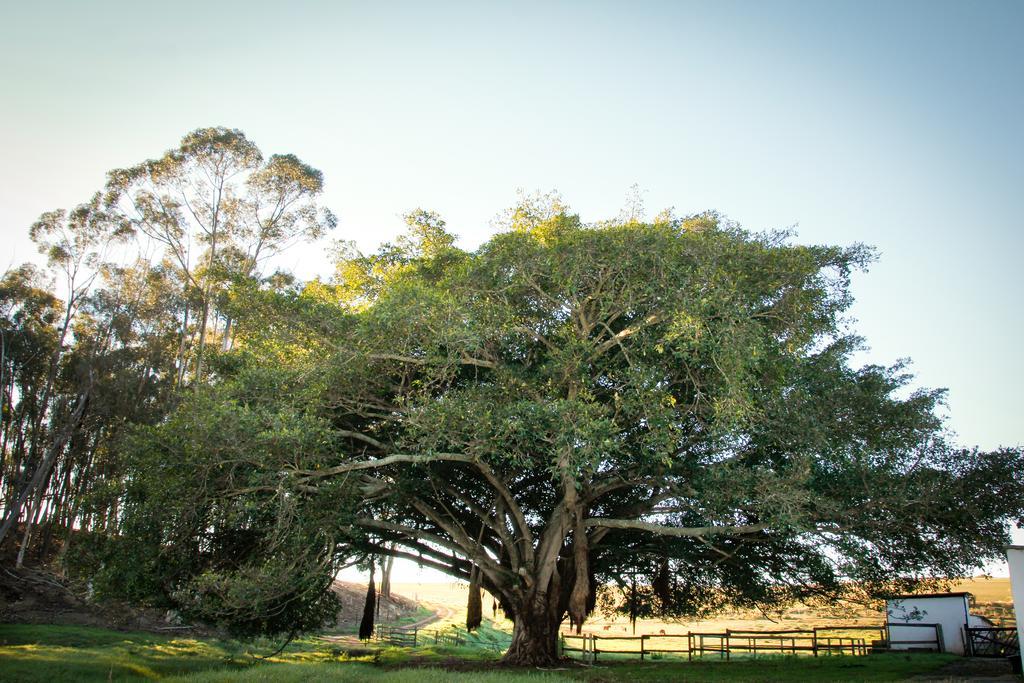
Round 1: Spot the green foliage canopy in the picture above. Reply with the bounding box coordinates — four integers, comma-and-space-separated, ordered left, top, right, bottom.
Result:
111, 201, 1024, 663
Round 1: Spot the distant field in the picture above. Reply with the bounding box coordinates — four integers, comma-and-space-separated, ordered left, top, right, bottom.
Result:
949, 576, 1013, 604
950, 577, 1016, 626
391, 576, 1016, 638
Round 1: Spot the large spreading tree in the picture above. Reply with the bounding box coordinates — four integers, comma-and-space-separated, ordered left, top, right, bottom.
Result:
110, 201, 1024, 665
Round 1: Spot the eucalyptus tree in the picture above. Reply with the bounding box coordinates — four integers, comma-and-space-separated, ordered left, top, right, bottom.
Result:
115, 202, 1024, 665
0, 127, 336, 571
104, 127, 335, 384
0, 265, 62, 511
0, 195, 128, 552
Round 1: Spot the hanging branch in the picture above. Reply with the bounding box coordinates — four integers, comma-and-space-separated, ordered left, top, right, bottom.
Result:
358, 557, 376, 640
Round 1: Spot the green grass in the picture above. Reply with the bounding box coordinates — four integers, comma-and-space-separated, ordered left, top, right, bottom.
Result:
169, 663, 560, 682
393, 605, 436, 627
0, 624, 246, 681
0, 624, 959, 682
417, 618, 514, 653
564, 654, 958, 681
0, 624, 341, 681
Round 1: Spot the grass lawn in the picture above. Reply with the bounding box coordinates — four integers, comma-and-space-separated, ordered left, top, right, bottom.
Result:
0, 624, 959, 682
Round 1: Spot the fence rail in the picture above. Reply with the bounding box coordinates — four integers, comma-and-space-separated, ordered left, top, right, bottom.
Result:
374, 624, 471, 648
374, 621, 947, 663
561, 625, 890, 662
374, 625, 418, 647
883, 622, 944, 653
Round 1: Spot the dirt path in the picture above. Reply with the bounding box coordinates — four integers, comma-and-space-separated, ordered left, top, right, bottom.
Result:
319, 602, 458, 645
909, 657, 1017, 682
413, 602, 458, 629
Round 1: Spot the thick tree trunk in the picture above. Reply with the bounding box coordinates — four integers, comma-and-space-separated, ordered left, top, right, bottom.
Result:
501, 594, 562, 666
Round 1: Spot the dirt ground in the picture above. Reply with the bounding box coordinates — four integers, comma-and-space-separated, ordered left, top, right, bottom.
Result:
910, 657, 1018, 682
328, 580, 421, 629
0, 565, 197, 633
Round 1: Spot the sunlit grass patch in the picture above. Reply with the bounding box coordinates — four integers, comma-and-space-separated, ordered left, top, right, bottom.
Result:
0, 624, 254, 681
0, 624, 962, 682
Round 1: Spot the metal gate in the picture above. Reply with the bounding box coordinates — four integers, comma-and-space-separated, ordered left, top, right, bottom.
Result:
965, 627, 1019, 657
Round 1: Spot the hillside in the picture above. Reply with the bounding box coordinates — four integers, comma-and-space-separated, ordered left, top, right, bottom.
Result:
0, 568, 424, 635
387, 576, 1017, 636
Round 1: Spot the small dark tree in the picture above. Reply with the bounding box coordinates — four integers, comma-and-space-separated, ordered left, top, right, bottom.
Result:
466, 565, 482, 631
359, 558, 376, 641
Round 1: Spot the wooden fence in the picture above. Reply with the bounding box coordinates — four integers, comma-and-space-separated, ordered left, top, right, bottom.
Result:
374, 624, 468, 647
560, 624, 946, 662
374, 622, 947, 662
883, 622, 944, 653
375, 625, 418, 646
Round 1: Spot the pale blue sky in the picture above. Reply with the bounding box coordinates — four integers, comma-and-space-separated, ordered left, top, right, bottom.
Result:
2, 1, 1022, 565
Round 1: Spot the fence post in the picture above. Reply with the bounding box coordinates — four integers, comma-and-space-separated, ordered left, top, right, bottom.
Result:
688, 632, 693, 662
812, 627, 818, 657
640, 634, 646, 661
934, 624, 943, 653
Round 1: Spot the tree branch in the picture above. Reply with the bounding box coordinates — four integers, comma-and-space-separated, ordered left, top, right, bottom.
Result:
591, 313, 661, 358
293, 452, 474, 480
584, 518, 768, 538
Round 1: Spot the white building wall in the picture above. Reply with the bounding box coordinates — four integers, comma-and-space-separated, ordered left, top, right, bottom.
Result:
1007, 546, 1024, 659
886, 595, 970, 655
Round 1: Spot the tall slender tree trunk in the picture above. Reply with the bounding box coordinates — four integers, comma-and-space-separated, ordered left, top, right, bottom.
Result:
194, 295, 211, 384
221, 317, 233, 352
175, 301, 190, 387
0, 390, 89, 548
15, 488, 46, 567
379, 550, 394, 599
55, 448, 96, 571
193, 185, 222, 387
